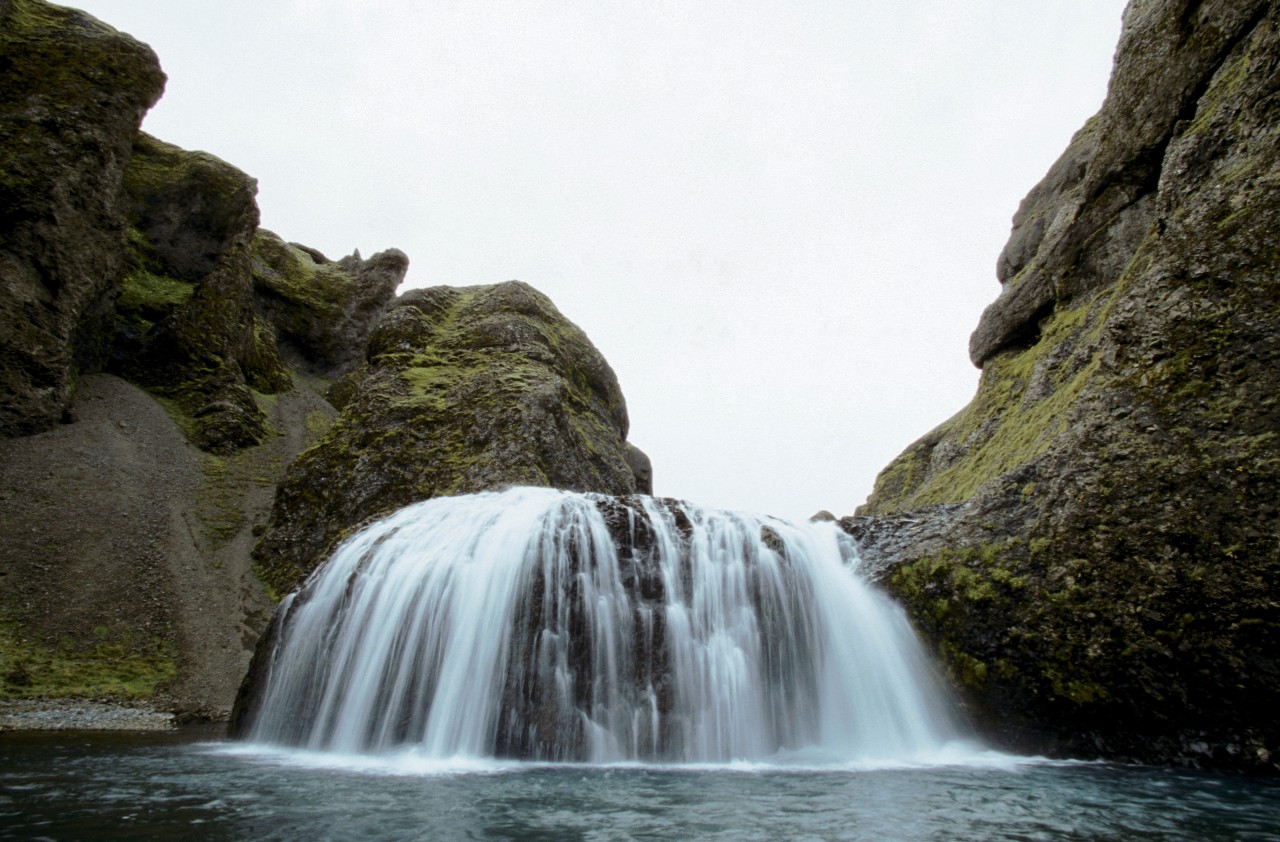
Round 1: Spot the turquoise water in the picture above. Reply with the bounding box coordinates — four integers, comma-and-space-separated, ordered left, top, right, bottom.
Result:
3, 730, 1278, 841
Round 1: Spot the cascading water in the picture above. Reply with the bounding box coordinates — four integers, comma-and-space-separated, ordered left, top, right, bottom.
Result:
237, 487, 967, 764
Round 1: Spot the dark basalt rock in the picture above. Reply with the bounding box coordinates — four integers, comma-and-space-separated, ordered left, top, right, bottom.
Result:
2, 0, 655, 718
624, 442, 654, 495
0, 0, 165, 436
856, 0, 1280, 773
112, 132, 291, 452
251, 230, 407, 377
124, 132, 258, 284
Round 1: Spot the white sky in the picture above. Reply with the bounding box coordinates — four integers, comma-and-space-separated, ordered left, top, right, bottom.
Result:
71, 1, 1126, 520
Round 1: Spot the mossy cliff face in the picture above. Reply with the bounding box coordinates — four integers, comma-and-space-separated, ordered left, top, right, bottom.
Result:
255, 281, 642, 596
113, 131, 295, 452
0, 1, 407, 715
0, 0, 164, 436
852, 0, 1280, 772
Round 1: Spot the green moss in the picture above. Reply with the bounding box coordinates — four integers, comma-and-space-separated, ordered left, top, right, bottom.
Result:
256, 281, 636, 596
151, 395, 197, 440
893, 542, 1026, 607
196, 455, 242, 545
941, 642, 989, 690
1042, 667, 1109, 706
113, 184, 287, 453
112, 227, 192, 346
868, 294, 1104, 512
195, 435, 287, 548
251, 232, 356, 314
119, 267, 194, 314
2, 0, 71, 33
304, 408, 333, 442
251, 561, 284, 605
0, 620, 176, 700
124, 132, 248, 207
1183, 30, 1257, 140
888, 541, 1034, 693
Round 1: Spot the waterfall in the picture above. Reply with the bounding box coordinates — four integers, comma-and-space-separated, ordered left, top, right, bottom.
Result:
238, 487, 965, 763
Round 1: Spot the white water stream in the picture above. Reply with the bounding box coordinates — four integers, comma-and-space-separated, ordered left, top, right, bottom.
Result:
243, 487, 969, 764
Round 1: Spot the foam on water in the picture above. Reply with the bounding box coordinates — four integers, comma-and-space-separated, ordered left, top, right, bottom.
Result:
209, 740, 1035, 779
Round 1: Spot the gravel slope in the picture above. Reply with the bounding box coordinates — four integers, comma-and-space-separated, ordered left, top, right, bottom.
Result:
0, 373, 333, 724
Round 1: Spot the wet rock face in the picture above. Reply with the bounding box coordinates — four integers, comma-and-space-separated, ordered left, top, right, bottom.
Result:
0, 0, 165, 436
857, 0, 1280, 772
254, 281, 642, 596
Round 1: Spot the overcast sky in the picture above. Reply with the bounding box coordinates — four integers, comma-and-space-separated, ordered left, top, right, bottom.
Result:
72, 1, 1126, 520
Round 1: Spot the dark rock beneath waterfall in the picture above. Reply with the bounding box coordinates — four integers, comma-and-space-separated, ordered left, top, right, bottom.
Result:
254, 281, 643, 596
857, 0, 1280, 773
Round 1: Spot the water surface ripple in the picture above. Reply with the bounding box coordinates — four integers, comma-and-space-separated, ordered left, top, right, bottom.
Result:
3, 731, 1279, 841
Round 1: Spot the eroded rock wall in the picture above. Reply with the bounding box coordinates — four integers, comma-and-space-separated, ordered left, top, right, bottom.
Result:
0, 0, 164, 435
854, 0, 1280, 772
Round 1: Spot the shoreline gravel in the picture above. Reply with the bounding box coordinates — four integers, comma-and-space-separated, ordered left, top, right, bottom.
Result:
0, 699, 177, 732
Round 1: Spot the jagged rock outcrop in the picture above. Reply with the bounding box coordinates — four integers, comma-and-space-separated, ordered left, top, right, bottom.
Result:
254, 281, 644, 596
0, 0, 164, 436
854, 0, 1280, 773
0, 0, 378, 713
251, 231, 407, 377
110, 132, 409, 454
2, 1, 649, 715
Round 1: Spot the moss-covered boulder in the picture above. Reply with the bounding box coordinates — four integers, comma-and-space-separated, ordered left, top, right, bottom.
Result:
255, 281, 642, 595
0, 0, 165, 436
851, 0, 1280, 772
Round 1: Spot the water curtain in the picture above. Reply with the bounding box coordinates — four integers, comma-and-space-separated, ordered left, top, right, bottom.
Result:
239, 487, 961, 762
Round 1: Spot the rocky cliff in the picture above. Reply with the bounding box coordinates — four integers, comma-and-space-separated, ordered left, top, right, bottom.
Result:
852, 0, 1279, 772
0, 0, 163, 436
0, 0, 646, 719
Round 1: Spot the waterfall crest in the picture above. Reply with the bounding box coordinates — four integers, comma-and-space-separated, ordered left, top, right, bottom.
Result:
239, 487, 966, 763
